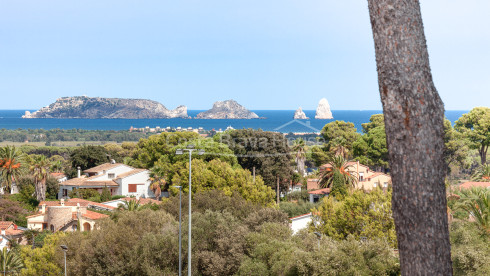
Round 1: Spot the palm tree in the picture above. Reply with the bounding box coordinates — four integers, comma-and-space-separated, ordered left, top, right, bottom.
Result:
29, 155, 51, 201
471, 164, 490, 182
0, 146, 23, 195
292, 138, 307, 175
0, 247, 24, 274
329, 137, 349, 159
459, 189, 490, 233
117, 198, 143, 211
22, 228, 40, 249
149, 166, 167, 201
319, 155, 358, 189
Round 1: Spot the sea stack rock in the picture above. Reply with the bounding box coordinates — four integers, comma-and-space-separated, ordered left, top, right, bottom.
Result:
315, 98, 333, 119
293, 107, 309, 119
196, 100, 259, 119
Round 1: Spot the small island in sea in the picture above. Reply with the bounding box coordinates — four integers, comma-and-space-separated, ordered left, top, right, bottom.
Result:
195, 99, 259, 119
22, 96, 189, 119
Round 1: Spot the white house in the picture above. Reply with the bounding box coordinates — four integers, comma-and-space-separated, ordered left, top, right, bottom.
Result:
289, 213, 313, 234
0, 221, 25, 250
59, 163, 155, 199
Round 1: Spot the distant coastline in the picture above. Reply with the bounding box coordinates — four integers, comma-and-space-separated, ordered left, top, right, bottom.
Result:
0, 110, 468, 133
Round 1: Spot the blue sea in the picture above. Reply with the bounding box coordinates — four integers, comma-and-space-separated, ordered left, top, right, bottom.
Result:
0, 110, 468, 133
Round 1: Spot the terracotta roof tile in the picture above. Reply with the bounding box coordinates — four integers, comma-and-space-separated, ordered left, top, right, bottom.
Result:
38, 198, 115, 210
459, 182, 490, 189
0, 221, 14, 230
82, 210, 109, 220
50, 173, 67, 178
26, 212, 43, 218
5, 229, 23, 236
308, 188, 331, 195
289, 213, 312, 220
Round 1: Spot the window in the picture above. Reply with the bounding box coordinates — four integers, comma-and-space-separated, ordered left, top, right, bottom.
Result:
42, 223, 48, 230
128, 184, 137, 193
108, 173, 115, 179
359, 172, 364, 182
383, 182, 388, 188
63, 189, 68, 196
373, 182, 377, 188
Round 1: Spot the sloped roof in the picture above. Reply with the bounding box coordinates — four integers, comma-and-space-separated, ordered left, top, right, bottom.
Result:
39, 198, 115, 210
61, 175, 119, 187
289, 213, 312, 220
459, 182, 490, 189
320, 161, 370, 170
83, 163, 126, 173
115, 169, 147, 180
308, 188, 331, 195
5, 228, 23, 236
50, 172, 67, 179
0, 221, 14, 230
26, 213, 43, 219
82, 210, 109, 220
366, 172, 390, 180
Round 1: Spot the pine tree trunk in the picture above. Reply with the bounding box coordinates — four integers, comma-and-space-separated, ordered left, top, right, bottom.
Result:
276, 177, 280, 204
479, 145, 487, 165
367, 1, 453, 275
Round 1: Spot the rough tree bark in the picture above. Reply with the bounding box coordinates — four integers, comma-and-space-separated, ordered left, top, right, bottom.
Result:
366, 1, 453, 275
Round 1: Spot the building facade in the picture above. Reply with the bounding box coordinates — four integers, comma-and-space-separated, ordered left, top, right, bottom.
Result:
58, 163, 155, 199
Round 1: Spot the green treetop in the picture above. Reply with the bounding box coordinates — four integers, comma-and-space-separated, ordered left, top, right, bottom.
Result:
455, 107, 490, 165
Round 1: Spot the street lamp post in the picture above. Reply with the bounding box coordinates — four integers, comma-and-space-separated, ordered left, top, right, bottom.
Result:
314, 232, 322, 250
176, 145, 204, 276
60, 245, 68, 276
172, 185, 183, 276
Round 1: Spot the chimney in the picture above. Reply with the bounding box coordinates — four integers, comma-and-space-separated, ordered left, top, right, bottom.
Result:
60, 198, 65, 206
41, 204, 46, 214
77, 166, 81, 178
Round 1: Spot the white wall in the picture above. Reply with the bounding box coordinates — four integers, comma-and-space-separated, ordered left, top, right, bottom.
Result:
290, 214, 312, 234
0, 235, 10, 251
94, 165, 133, 180
120, 171, 154, 198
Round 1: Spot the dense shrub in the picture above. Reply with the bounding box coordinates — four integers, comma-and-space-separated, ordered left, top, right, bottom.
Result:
450, 221, 490, 276
279, 201, 318, 218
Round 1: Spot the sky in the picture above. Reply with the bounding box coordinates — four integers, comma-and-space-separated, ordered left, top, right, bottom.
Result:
0, 0, 489, 110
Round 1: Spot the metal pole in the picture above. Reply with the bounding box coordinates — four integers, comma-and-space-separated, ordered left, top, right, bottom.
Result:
178, 187, 182, 276
188, 150, 192, 276
64, 250, 67, 276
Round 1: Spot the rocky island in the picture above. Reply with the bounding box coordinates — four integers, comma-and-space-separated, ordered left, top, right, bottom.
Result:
195, 100, 259, 119
315, 98, 333, 119
293, 107, 309, 119
22, 96, 189, 119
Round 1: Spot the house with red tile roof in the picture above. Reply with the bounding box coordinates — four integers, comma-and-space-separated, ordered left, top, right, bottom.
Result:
308, 188, 331, 203
50, 172, 67, 183
27, 198, 110, 232
59, 163, 156, 199
319, 161, 391, 191
0, 221, 26, 250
